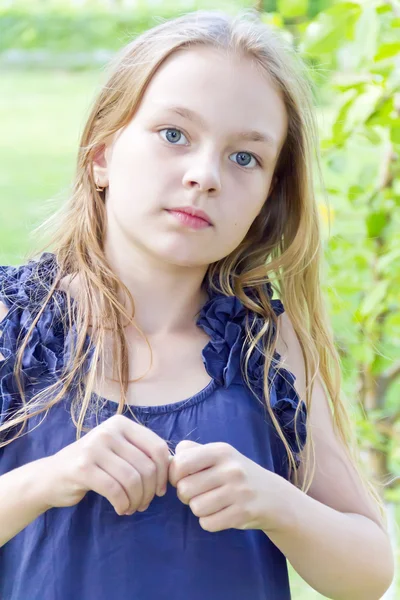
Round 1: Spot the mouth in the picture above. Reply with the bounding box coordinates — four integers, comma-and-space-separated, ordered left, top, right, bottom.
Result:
165, 209, 212, 230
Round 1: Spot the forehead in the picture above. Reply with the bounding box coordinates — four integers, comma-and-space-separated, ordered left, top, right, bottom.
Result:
136, 46, 288, 152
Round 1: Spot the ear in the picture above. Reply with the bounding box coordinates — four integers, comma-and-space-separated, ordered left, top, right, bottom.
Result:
92, 142, 110, 188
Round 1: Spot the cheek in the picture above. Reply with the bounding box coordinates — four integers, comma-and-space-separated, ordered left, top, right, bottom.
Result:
110, 134, 175, 193
225, 191, 266, 234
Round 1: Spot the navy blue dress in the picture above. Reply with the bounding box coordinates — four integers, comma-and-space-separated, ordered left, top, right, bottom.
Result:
0, 253, 307, 600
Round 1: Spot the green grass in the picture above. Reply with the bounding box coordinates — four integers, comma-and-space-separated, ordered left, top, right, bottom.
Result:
0, 69, 101, 263
0, 69, 398, 599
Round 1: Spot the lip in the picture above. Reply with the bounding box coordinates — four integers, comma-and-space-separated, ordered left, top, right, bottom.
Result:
167, 206, 212, 225
165, 210, 211, 230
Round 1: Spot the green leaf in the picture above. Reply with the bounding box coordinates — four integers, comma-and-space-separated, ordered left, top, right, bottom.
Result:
354, 4, 379, 66
366, 211, 387, 238
377, 248, 400, 273
344, 87, 383, 131
374, 42, 400, 61
277, 0, 308, 19
302, 3, 361, 55
359, 280, 389, 316
332, 92, 357, 140
362, 127, 382, 144
366, 97, 395, 127
391, 123, 400, 145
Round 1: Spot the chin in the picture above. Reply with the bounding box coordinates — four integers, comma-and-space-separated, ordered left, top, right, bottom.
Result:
153, 242, 213, 268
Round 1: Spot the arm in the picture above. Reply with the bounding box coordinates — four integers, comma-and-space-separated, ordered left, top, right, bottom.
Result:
263, 312, 395, 600
263, 475, 394, 600
0, 457, 52, 548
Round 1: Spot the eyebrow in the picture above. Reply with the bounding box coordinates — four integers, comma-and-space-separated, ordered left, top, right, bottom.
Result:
157, 105, 278, 151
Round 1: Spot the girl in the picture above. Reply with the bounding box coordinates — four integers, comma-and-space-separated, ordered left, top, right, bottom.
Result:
0, 9, 394, 600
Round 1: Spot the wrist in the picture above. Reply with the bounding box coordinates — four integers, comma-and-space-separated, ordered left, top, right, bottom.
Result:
259, 472, 299, 535
26, 456, 55, 513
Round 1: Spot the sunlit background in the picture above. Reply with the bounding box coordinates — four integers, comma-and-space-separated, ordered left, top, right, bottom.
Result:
0, 0, 399, 597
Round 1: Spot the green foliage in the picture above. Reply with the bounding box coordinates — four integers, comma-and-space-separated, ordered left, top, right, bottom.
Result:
299, 0, 400, 486
0, 0, 250, 55
0, 7, 177, 53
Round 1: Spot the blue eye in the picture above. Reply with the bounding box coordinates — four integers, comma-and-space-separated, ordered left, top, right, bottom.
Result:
230, 152, 259, 169
159, 128, 188, 145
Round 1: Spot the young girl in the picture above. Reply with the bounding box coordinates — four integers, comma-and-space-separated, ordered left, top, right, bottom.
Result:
0, 9, 394, 600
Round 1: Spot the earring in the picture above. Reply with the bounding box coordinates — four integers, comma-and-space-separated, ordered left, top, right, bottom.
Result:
95, 180, 105, 192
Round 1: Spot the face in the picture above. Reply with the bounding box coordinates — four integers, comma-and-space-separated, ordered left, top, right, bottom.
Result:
93, 46, 288, 268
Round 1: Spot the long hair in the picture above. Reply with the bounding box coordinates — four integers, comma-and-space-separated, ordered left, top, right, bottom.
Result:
0, 9, 386, 521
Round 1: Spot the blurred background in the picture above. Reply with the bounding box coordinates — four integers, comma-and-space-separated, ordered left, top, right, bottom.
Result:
0, 0, 399, 597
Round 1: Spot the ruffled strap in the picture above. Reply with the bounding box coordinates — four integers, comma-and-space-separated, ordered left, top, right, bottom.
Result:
0, 254, 94, 430
244, 310, 307, 470
197, 279, 307, 469
265, 356, 307, 471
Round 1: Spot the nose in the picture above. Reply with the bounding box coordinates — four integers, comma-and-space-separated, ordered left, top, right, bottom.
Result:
182, 153, 221, 194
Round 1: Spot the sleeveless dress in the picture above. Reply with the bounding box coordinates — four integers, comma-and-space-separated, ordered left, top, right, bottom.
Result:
0, 252, 307, 600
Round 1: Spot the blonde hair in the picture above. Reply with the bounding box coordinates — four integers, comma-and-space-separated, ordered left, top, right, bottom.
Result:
0, 9, 387, 524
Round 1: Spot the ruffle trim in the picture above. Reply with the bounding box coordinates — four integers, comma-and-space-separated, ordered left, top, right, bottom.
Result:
197, 285, 307, 467
0, 253, 306, 463
0, 254, 94, 429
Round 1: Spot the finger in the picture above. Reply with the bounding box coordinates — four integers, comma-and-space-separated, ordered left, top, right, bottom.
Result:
111, 436, 157, 510
98, 450, 143, 512
119, 418, 170, 496
175, 468, 223, 504
169, 445, 216, 487
199, 504, 238, 533
93, 466, 129, 515
175, 440, 201, 454
189, 486, 230, 518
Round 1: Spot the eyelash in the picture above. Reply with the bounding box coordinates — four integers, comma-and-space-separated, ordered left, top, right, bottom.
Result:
158, 127, 262, 169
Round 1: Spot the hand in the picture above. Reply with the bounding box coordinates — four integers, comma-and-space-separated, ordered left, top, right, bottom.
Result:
169, 440, 285, 533
42, 414, 170, 516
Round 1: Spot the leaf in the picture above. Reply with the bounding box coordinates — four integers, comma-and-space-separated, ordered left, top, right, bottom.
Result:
302, 3, 361, 55
377, 248, 400, 273
366, 211, 387, 238
391, 123, 400, 145
374, 42, 400, 62
359, 280, 389, 316
332, 91, 357, 140
277, 0, 308, 19
362, 127, 382, 145
345, 87, 383, 132
353, 4, 379, 66
366, 97, 395, 127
